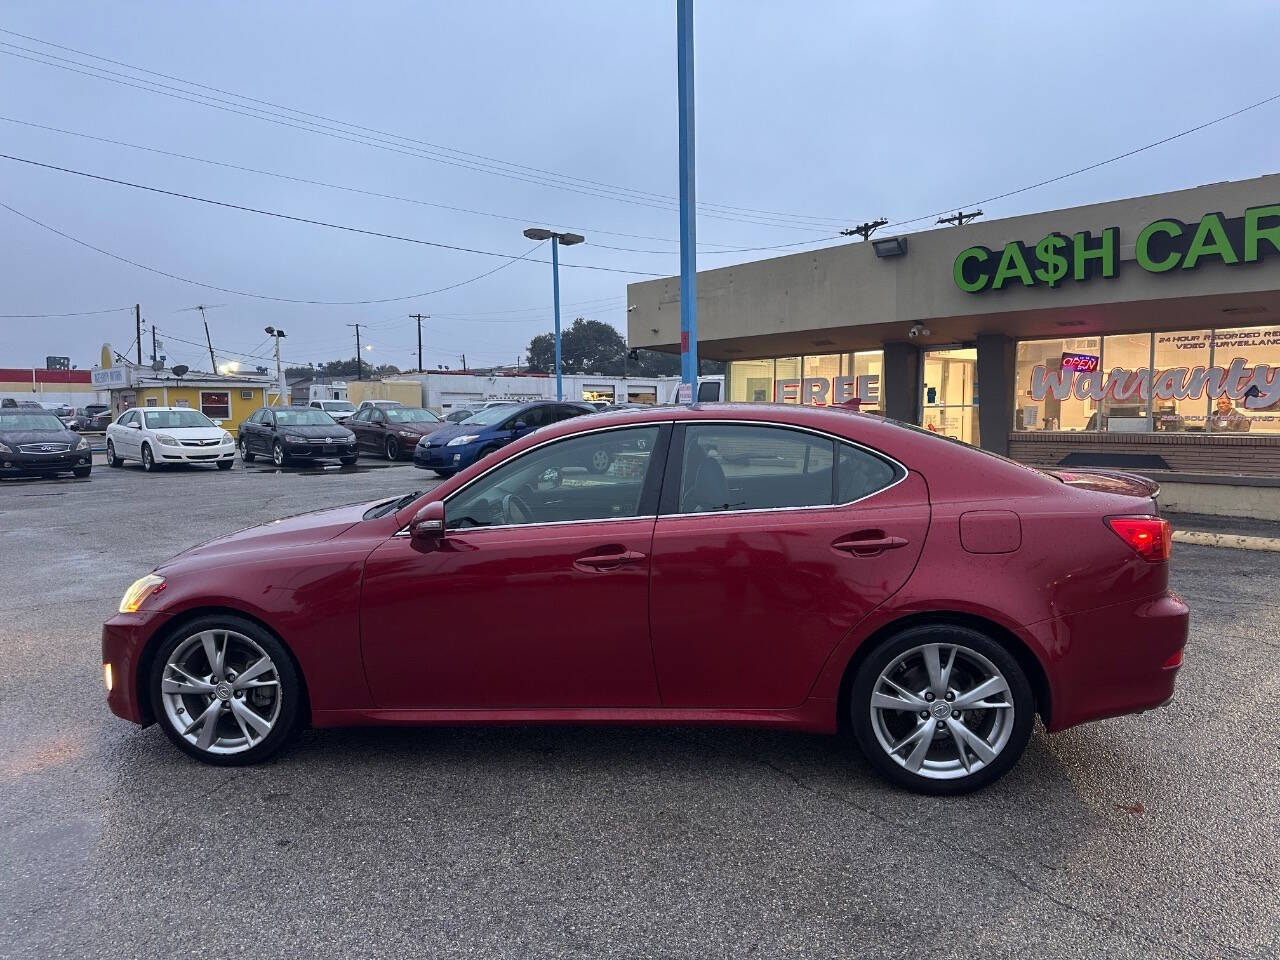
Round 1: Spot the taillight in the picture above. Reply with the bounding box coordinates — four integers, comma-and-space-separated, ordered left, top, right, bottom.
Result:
1106, 516, 1171, 562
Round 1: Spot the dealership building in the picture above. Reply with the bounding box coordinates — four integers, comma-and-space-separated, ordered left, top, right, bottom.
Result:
627, 173, 1280, 517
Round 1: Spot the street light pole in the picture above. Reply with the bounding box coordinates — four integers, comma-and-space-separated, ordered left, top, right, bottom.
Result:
264, 326, 287, 405
523, 227, 585, 402
676, 0, 699, 401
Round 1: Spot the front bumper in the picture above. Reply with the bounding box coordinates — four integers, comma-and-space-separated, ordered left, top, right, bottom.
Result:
1033, 590, 1190, 732
284, 440, 357, 460
156, 441, 236, 464
0, 450, 92, 474
414, 441, 478, 471
102, 612, 170, 726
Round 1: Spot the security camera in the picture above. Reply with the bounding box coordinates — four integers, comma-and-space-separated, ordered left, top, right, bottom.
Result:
908, 323, 930, 339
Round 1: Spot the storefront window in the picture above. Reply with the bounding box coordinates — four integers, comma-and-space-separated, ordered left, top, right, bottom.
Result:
200, 391, 231, 420
1013, 337, 1099, 431
727, 351, 884, 408
1014, 323, 1280, 435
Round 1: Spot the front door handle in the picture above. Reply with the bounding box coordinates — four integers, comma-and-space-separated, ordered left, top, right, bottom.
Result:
574, 550, 646, 572
832, 534, 909, 556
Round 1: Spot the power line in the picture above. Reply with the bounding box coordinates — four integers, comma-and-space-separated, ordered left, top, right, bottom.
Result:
0, 27, 855, 227
0, 115, 772, 251
0, 152, 666, 277
0, 304, 132, 318
0, 40, 843, 233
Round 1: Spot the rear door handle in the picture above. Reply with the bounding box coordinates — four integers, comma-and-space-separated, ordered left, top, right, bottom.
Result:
574, 550, 646, 572
832, 535, 909, 556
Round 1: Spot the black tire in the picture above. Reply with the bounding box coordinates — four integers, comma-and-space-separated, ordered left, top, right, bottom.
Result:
272, 441, 288, 467
586, 447, 612, 474
339, 456, 358, 466
141, 443, 157, 472
848, 624, 1035, 796
478, 444, 500, 462
384, 436, 399, 460
238, 437, 256, 463
149, 614, 302, 766
432, 468, 456, 478
106, 440, 123, 467
216, 460, 233, 471
73, 465, 91, 478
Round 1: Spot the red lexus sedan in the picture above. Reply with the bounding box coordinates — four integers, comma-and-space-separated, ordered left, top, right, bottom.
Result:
102, 404, 1188, 794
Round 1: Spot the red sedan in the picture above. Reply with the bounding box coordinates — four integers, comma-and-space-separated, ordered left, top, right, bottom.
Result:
103, 404, 1187, 794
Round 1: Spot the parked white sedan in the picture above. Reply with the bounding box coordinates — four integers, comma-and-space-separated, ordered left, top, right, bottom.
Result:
105, 407, 236, 472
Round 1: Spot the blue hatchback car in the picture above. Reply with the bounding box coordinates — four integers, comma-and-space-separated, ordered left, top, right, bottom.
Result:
413, 400, 595, 476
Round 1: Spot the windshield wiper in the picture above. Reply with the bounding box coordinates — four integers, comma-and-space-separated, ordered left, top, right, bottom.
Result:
367, 490, 424, 519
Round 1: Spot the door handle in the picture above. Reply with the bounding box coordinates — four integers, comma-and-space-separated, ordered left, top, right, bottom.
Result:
574, 550, 646, 572
832, 534, 909, 556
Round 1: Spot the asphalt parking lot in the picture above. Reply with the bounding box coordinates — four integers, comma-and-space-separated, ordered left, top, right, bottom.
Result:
1, 458, 1277, 959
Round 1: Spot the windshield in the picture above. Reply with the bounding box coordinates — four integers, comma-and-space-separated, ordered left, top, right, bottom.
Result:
143, 410, 216, 430
461, 404, 522, 426
0, 413, 66, 431
386, 407, 440, 423
275, 409, 337, 426
321, 401, 354, 411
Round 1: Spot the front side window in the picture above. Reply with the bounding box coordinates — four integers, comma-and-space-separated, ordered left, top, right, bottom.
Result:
200, 392, 231, 420
677, 424, 834, 513
446, 425, 662, 529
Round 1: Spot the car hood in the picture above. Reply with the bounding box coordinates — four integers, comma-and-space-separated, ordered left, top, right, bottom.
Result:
149, 426, 228, 439
0, 427, 82, 445
421, 422, 493, 444
1046, 469, 1160, 499
275, 424, 354, 440
161, 500, 377, 567
387, 420, 447, 436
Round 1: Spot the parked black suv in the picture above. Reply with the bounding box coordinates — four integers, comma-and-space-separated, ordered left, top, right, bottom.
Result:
237, 406, 357, 467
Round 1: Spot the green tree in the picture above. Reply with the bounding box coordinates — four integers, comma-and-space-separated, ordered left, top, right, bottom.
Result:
284, 357, 400, 380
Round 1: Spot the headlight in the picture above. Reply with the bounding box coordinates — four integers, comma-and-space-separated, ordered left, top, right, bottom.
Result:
155, 434, 178, 446
0, 441, 10, 454
447, 434, 480, 446
398, 430, 418, 438
220, 431, 233, 443
75, 436, 90, 450
118, 573, 165, 613
285, 434, 306, 443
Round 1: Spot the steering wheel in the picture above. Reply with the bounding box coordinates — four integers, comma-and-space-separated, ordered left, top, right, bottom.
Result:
501, 493, 534, 525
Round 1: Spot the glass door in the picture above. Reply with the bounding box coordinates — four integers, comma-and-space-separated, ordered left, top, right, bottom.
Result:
921, 346, 979, 445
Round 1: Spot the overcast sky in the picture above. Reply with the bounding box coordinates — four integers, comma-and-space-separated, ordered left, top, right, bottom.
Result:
3, 1, 1278, 372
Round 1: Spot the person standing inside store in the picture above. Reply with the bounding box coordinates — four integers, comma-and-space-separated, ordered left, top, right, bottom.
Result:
1209, 396, 1250, 432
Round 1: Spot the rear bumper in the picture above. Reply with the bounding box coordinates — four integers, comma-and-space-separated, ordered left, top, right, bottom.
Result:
102, 613, 168, 726
1032, 590, 1189, 732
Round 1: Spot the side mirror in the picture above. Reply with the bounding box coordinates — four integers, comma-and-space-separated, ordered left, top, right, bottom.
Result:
128, 421, 141, 430
212, 419, 224, 427
513, 420, 528, 432
410, 500, 446, 543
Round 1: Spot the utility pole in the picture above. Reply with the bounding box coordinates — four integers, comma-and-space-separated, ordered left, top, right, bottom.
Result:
410, 313, 428, 372
264, 327, 287, 404
347, 323, 364, 379
937, 209, 984, 228
840, 218, 889, 241
134, 304, 142, 366
151, 323, 158, 364
196, 305, 217, 371
460, 353, 467, 372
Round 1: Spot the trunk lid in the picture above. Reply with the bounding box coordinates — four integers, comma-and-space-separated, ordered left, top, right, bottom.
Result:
1046, 468, 1161, 500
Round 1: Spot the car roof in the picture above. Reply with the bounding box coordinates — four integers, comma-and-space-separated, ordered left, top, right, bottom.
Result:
0, 407, 66, 418
136, 406, 210, 413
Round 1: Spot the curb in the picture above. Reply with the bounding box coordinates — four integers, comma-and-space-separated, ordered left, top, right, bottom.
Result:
1172, 530, 1280, 552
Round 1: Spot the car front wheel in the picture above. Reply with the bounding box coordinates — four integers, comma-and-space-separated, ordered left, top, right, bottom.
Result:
384, 437, 399, 460
272, 441, 287, 467
849, 624, 1034, 795
141, 444, 157, 472
149, 615, 302, 766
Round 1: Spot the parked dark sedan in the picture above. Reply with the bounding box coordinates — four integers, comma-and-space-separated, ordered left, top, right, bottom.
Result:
0, 408, 93, 478
413, 400, 594, 477
67, 407, 113, 432
236, 406, 357, 467
348, 405, 445, 460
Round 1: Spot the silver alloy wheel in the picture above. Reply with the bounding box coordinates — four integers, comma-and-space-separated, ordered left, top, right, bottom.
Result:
160, 628, 282, 755
869, 642, 1015, 781
272, 442, 285, 466
142, 445, 154, 471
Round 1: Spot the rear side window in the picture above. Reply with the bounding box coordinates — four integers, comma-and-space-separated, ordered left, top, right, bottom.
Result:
677, 424, 835, 513
838, 442, 902, 503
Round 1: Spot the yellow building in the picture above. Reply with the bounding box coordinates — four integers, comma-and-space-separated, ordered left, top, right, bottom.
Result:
95, 367, 278, 431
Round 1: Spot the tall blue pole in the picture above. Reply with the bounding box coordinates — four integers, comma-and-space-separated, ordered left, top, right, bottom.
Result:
551, 234, 563, 401
676, 0, 698, 401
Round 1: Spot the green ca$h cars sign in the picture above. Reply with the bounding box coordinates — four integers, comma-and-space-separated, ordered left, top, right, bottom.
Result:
953, 205, 1280, 293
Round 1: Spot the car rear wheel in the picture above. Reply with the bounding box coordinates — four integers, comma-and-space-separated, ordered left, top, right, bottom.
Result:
149, 615, 301, 766
141, 444, 157, 472
272, 441, 287, 467
849, 624, 1034, 795
106, 439, 122, 467
384, 437, 399, 460
238, 437, 256, 463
